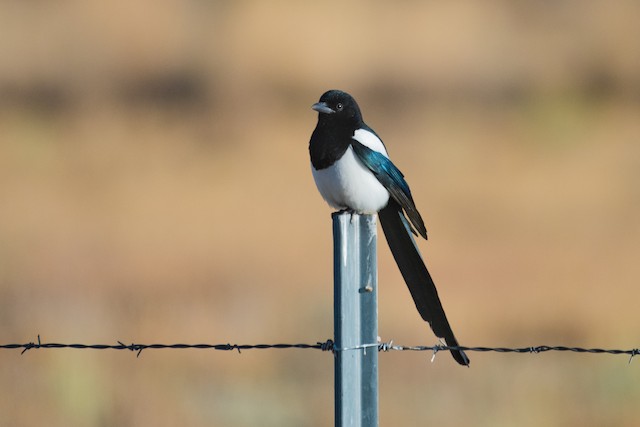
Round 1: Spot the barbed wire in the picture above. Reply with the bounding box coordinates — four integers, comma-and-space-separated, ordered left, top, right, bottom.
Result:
1, 336, 638, 363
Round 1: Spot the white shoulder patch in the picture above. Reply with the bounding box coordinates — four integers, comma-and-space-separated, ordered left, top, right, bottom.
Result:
352, 128, 389, 158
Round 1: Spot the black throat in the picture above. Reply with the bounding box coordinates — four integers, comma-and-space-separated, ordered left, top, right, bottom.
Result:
309, 117, 357, 170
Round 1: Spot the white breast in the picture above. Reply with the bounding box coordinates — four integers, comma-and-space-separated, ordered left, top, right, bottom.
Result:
311, 129, 390, 213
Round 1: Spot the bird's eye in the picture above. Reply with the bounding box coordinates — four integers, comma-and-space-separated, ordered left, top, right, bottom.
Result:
336, 103, 343, 111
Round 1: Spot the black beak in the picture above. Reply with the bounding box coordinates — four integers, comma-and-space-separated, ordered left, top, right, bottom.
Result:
312, 102, 335, 114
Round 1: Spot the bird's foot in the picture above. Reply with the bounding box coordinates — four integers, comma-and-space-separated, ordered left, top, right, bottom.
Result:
334, 208, 360, 225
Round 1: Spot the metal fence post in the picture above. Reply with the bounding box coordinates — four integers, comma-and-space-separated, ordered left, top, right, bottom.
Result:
333, 212, 379, 427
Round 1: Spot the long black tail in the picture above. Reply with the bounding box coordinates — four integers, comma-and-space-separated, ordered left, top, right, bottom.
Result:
379, 200, 469, 366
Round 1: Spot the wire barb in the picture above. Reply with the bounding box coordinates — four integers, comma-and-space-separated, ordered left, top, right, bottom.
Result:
378, 340, 394, 352
319, 340, 334, 352
20, 335, 42, 355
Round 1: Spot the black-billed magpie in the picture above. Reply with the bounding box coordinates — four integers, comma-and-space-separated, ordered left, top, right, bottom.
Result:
309, 89, 469, 366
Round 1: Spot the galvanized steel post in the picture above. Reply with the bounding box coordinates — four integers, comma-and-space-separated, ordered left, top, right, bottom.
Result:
332, 212, 379, 427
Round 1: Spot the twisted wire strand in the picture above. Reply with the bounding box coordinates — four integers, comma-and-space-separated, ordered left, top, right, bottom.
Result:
2, 336, 637, 362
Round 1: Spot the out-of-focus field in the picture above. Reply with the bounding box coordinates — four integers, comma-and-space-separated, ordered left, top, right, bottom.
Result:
1, 1, 639, 426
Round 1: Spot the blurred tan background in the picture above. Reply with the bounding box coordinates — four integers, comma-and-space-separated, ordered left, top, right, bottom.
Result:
1, 1, 639, 426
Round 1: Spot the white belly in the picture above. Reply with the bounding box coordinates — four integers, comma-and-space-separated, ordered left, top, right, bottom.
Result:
311, 145, 390, 213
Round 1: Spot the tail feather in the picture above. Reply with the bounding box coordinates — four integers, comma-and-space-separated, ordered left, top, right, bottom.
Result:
379, 200, 469, 366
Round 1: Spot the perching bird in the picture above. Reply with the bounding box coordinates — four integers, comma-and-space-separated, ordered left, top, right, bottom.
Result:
309, 89, 469, 366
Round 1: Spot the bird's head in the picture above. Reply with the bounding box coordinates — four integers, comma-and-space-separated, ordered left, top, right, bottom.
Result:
312, 90, 363, 126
